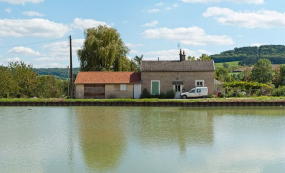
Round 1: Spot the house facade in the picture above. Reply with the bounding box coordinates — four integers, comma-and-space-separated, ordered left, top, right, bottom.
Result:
140, 51, 215, 98
75, 72, 141, 99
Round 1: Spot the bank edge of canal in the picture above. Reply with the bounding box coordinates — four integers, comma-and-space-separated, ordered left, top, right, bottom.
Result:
1, 101, 285, 107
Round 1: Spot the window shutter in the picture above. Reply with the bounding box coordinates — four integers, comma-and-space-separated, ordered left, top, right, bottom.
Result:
152, 81, 159, 95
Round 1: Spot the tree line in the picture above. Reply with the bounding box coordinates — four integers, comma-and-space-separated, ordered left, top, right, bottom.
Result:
0, 62, 68, 98
211, 45, 285, 65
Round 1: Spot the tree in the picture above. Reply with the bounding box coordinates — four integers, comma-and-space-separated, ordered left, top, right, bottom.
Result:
273, 65, 285, 86
0, 66, 18, 97
251, 59, 273, 83
130, 60, 138, 72
215, 67, 231, 82
9, 61, 38, 97
199, 54, 211, 61
243, 68, 252, 82
187, 56, 195, 61
134, 55, 143, 70
223, 63, 229, 69
78, 25, 130, 71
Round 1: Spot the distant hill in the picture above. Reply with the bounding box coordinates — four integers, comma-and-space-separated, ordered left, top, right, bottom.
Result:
211, 45, 285, 66
34, 68, 80, 79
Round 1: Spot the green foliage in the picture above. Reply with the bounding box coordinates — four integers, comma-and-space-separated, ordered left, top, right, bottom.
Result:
271, 86, 285, 96
187, 56, 195, 61
215, 67, 231, 82
0, 62, 68, 98
166, 90, 175, 99
211, 45, 285, 65
78, 25, 133, 72
223, 81, 272, 90
34, 68, 79, 79
140, 88, 151, 98
223, 62, 229, 69
134, 55, 143, 71
251, 59, 273, 83
199, 54, 211, 61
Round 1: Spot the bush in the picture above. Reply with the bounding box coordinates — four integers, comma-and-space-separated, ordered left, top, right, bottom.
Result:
140, 88, 151, 98
271, 86, 285, 96
166, 90, 175, 99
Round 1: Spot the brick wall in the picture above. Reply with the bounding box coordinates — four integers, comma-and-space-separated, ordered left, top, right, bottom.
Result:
141, 71, 214, 95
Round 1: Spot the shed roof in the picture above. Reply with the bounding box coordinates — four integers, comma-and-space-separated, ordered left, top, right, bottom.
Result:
140, 60, 215, 72
75, 72, 141, 84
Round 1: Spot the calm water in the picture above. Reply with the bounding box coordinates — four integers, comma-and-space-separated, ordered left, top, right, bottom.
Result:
0, 107, 285, 173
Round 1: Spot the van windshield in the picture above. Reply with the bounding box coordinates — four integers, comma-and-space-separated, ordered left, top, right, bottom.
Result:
190, 89, 195, 93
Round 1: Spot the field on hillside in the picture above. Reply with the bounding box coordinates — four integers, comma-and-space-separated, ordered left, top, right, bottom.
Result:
214, 61, 240, 68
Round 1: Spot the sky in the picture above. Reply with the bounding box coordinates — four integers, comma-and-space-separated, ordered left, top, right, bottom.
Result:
0, 0, 285, 68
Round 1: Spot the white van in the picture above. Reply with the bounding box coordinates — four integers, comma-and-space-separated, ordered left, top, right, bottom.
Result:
180, 87, 208, 99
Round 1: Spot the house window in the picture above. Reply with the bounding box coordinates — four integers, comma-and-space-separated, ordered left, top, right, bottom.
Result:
175, 85, 181, 92
114, 84, 127, 91
151, 80, 160, 95
195, 80, 204, 87
120, 84, 127, 91
197, 89, 201, 93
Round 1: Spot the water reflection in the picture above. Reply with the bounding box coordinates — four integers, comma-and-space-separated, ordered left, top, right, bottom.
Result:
135, 108, 214, 154
75, 107, 127, 172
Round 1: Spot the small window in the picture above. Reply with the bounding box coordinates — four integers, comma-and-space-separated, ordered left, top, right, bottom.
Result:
195, 80, 204, 87
190, 89, 195, 93
197, 89, 201, 93
120, 84, 127, 91
175, 85, 181, 92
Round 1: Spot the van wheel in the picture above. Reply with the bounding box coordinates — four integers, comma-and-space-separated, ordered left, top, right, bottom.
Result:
182, 95, 187, 99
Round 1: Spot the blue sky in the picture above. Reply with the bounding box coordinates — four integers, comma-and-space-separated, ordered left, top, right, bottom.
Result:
0, 0, 285, 68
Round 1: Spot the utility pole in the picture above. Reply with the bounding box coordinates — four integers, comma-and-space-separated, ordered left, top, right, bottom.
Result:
67, 66, 70, 97
69, 35, 73, 98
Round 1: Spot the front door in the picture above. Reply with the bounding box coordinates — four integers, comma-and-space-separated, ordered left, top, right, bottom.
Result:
174, 84, 182, 99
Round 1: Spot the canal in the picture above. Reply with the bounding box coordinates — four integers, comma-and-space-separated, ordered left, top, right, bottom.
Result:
0, 107, 285, 172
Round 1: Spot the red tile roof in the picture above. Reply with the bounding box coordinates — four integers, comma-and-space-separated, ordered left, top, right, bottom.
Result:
75, 72, 141, 84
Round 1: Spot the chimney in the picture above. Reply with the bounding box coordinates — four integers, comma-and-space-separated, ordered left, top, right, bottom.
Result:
158, 57, 159, 61
179, 49, 183, 61
179, 49, 186, 61
182, 50, 186, 61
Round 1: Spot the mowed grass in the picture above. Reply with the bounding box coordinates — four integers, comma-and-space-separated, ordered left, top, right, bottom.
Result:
214, 61, 240, 68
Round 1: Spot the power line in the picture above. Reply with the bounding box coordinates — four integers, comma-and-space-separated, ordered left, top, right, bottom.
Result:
0, 38, 68, 49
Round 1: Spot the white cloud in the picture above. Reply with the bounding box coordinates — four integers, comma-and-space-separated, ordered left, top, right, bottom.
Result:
166, 7, 172, 10
5, 8, 11, 13
130, 50, 139, 54
22, 11, 45, 17
147, 9, 160, 13
0, 18, 70, 38
142, 26, 234, 46
122, 20, 128, 24
4, 57, 21, 62
198, 49, 212, 55
236, 35, 244, 38
125, 43, 144, 48
142, 49, 209, 60
0, 0, 43, 4
156, 2, 163, 6
34, 63, 67, 68
203, 7, 285, 28
173, 3, 179, 7
142, 20, 159, 27
251, 43, 263, 47
34, 39, 84, 62
182, 0, 264, 4
72, 18, 109, 30
8, 47, 41, 56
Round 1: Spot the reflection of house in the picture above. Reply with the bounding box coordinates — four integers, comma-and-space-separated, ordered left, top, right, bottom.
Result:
75, 72, 141, 99
141, 50, 215, 98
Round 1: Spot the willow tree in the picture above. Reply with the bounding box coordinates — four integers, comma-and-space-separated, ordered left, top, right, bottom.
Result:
78, 25, 130, 71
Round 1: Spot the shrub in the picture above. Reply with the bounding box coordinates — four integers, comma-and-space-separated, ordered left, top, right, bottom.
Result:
166, 90, 175, 99
271, 86, 285, 96
140, 88, 151, 98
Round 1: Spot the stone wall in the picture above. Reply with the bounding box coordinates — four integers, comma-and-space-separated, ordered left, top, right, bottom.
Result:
105, 84, 134, 99
141, 71, 214, 95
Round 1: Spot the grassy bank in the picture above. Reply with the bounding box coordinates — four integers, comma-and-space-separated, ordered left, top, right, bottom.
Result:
1, 97, 285, 103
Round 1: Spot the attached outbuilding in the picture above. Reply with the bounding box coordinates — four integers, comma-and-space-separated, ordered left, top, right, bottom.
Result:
75, 72, 141, 99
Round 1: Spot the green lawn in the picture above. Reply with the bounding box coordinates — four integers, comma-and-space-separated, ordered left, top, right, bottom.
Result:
215, 61, 240, 68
